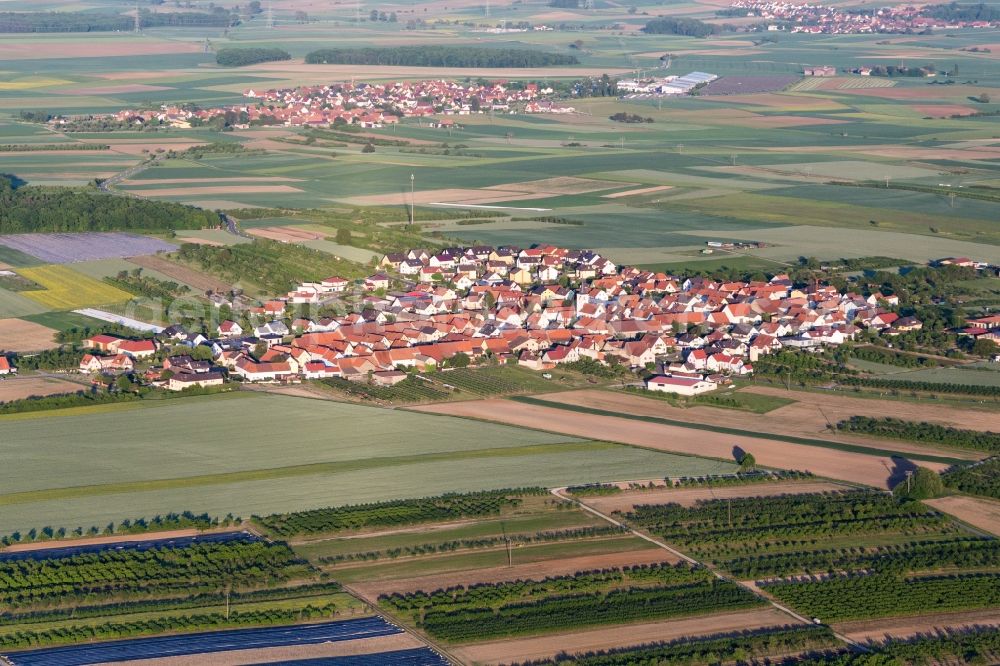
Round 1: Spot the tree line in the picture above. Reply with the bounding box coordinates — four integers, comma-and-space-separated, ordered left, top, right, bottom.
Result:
0, 8, 237, 33
0, 177, 220, 233
641, 17, 720, 37
254, 489, 542, 536
216, 48, 291, 67
304, 46, 579, 67
836, 415, 1000, 453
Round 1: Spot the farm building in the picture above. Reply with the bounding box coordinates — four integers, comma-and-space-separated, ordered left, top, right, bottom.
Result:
645, 374, 717, 396
168, 371, 225, 392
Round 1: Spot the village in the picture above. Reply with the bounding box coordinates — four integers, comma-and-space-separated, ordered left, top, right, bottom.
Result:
25, 245, 996, 400
730, 0, 998, 33
106, 80, 574, 130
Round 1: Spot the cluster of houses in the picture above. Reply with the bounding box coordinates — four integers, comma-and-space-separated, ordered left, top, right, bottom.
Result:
69, 244, 947, 396
734, 0, 998, 33
616, 72, 719, 98
109, 80, 573, 130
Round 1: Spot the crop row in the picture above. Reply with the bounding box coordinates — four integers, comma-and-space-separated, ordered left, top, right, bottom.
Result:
836, 416, 1000, 453
513, 624, 839, 666
625, 490, 951, 554
0, 603, 337, 650
418, 580, 762, 642
762, 572, 1000, 622
944, 458, 1000, 499
254, 489, 541, 536
380, 562, 711, 613
719, 536, 1000, 578
0, 541, 307, 606
318, 526, 625, 565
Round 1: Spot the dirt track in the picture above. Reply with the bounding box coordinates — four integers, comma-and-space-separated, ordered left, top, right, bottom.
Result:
583, 481, 848, 514
451, 608, 795, 665
412, 399, 951, 488
350, 549, 677, 599
551, 389, 986, 461
835, 608, 1000, 643
925, 496, 1000, 537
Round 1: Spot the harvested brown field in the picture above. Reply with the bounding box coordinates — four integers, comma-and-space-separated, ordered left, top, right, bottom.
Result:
127, 632, 425, 666
246, 226, 325, 242
603, 185, 674, 198
412, 399, 951, 488
0, 318, 60, 352
125, 177, 301, 186
0, 376, 81, 403
3, 528, 202, 553
0, 40, 203, 60
129, 185, 303, 197
582, 480, 848, 514
835, 608, 1000, 643
925, 496, 1000, 537
913, 104, 976, 117
552, 389, 984, 461
349, 549, 677, 599
175, 237, 227, 247
342, 188, 538, 207
451, 609, 795, 665
486, 177, 624, 195
128, 255, 230, 294
108, 142, 209, 157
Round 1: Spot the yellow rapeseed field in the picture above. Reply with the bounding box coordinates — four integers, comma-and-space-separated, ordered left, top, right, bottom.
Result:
18, 265, 132, 310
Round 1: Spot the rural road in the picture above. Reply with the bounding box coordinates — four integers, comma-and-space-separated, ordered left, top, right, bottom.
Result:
549, 486, 866, 651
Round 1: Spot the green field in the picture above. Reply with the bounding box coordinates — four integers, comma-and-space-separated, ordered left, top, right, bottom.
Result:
0, 392, 734, 534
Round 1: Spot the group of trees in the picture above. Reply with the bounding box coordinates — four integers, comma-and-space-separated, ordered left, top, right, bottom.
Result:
304, 46, 578, 67
381, 562, 761, 641
763, 571, 1000, 622
176, 239, 364, 293
720, 536, 1000, 579
0, 539, 305, 607
836, 416, 1000, 453
368, 9, 398, 22
626, 490, 949, 557
215, 48, 291, 67
641, 17, 720, 37
515, 625, 840, 666
254, 489, 538, 536
0, 177, 219, 233
0, 8, 236, 32
609, 112, 654, 123
319, 526, 625, 565
944, 457, 1000, 499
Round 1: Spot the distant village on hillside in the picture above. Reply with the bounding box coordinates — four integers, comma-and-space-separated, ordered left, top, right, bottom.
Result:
733, 0, 1000, 33
99, 80, 575, 130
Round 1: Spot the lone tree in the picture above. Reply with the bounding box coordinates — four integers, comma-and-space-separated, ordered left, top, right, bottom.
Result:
335, 227, 352, 245
893, 467, 945, 500
739, 452, 756, 471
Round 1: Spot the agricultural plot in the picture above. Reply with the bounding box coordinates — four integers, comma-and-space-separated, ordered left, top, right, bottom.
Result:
700, 75, 801, 95
623, 488, 1000, 626
15, 265, 132, 310
0, 233, 176, 264
0, 289, 49, 319
0, 318, 59, 353
0, 393, 733, 534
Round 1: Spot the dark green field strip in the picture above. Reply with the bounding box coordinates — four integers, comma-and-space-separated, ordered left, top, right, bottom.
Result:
0, 441, 613, 506
509, 396, 968, 465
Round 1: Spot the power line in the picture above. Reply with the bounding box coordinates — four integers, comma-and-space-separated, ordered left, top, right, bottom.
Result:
266, 1, 274, 29
134, 0, 141, 32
